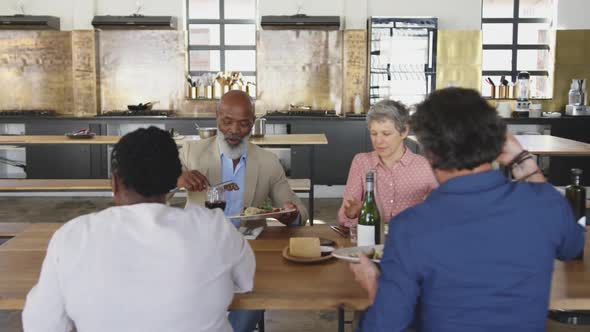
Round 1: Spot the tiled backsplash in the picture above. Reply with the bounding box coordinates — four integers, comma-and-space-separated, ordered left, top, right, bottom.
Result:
256, 30, 343, 113
96, 30, 186, 114
0, 31, 75, 114
1, 28, 589, 116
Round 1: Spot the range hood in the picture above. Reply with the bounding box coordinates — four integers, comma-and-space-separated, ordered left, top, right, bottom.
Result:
92, 15, 177, 30
0, 15, 60, 30
261, 14, 340, 30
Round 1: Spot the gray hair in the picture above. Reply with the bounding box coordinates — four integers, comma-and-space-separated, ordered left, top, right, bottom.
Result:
366, 100, 409, 133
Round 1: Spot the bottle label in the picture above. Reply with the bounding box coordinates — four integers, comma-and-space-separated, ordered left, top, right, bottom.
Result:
357, 224, 375, 247
366, 180, 374, 193
578, 216, 586, 227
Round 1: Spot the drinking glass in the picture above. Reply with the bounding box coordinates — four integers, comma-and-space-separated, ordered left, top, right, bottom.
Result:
205, 186, 226, 211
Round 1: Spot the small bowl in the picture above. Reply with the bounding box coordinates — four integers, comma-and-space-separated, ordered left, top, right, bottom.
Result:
198, 127, 217, 139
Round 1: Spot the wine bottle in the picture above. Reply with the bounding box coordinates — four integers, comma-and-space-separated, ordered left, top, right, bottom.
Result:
565, 168, 586, 260
357, 171, 381, 246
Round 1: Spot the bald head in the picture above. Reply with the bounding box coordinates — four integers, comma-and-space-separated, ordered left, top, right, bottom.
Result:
217, 90, 255, 147
218, 90, 255, 118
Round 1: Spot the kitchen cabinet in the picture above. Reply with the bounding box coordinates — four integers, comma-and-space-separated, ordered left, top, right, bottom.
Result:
25, 122, 106, 179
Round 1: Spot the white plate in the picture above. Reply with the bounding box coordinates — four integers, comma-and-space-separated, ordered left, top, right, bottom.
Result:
332, 244, 385, 263
227, 208, 297, 221
65, 132, 95, 139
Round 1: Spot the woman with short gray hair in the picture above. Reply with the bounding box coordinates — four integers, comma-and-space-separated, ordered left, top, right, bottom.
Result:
338, 100, 438, 234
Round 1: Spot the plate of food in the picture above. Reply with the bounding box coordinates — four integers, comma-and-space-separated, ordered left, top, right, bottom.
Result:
65, 129, 95, 139
332, 244, 385, 263
227, 206, 297, 221
282, 237, 336, 264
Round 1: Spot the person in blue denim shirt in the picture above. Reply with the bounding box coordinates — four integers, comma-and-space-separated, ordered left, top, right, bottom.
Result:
351, 88, 585, 332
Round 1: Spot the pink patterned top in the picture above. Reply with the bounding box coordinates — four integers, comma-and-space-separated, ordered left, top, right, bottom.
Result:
338, 148, 438, 227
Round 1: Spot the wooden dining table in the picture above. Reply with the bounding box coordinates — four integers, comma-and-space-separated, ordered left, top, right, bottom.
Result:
2, 222, 590, 329
0, 223, 368, 331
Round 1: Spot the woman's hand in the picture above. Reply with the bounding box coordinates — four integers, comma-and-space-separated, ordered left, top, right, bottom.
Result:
343, 198, 363, 219
349, 254, 380, 304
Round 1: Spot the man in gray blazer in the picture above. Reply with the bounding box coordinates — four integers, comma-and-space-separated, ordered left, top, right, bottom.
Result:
177, 89, 309, 226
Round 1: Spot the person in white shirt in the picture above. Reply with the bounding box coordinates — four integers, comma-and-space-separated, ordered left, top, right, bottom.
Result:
22, 126, 255, 332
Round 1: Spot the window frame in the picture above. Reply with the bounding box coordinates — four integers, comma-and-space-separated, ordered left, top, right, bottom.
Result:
482, 0, 553, 96
186, 0, 257, 77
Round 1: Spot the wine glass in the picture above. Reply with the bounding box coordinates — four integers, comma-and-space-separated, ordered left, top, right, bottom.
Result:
205, 186, 226, 211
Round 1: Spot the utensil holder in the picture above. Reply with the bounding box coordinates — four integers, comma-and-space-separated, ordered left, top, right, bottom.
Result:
189, 86, 197, 99
246, 84, 254, 97
489, 86, 496, 99
196, 86, 204, 99
498, 86, 507, 99
212, 84, 218, 99
206, 85, 213, 99
511, 85, 517, 99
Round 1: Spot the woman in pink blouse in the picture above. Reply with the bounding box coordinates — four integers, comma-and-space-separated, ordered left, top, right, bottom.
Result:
338, 100, 438, 228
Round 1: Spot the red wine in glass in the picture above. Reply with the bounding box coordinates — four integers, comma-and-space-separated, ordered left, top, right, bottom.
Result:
205, 201, 227, 210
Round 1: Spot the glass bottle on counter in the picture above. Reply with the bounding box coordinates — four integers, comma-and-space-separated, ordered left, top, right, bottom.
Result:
565, 168, 586, 260
357, 170, 381, 246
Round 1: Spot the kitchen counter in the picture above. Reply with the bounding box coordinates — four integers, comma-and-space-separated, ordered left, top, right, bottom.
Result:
0, 115, 587, 185
0, 134, 328, 146
0, 114, 587, 123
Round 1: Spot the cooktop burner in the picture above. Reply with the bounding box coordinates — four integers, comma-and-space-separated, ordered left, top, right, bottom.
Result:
265, 110, 337, 117
0, 110, 56, 117
99, 110, 171, 117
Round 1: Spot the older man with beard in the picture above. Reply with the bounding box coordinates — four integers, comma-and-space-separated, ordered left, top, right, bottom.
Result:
178, 90, 307, 227
177, 91, 307, 331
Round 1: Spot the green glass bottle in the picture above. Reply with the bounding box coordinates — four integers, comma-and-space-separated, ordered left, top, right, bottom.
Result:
357, 171, 381, 246
565, 168, 586, 260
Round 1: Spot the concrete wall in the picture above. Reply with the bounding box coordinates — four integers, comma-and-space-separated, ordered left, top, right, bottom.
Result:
556, 0, 590, 30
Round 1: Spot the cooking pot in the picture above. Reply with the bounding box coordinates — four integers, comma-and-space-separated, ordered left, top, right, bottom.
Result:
127, 101, 157, 111
195, 125, 217, 139
251, 117, 266, 137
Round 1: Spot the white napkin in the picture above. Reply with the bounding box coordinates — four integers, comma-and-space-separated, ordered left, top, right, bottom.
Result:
239, 226, 264, 240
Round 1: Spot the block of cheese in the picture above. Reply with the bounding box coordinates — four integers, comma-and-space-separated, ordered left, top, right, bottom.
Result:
289, 237, 321, 258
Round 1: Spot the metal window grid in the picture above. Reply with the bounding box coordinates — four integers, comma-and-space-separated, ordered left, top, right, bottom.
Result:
482, 0, 552, 82
186, 0, 256, 77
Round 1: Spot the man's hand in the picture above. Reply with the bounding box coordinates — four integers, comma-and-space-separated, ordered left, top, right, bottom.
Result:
177, 170, 209, 192
349, 254, 380, 304
277, 201, 299, 225
343, 198, 362, 219
497, 133, 525, 166
497, 132, 546, 182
